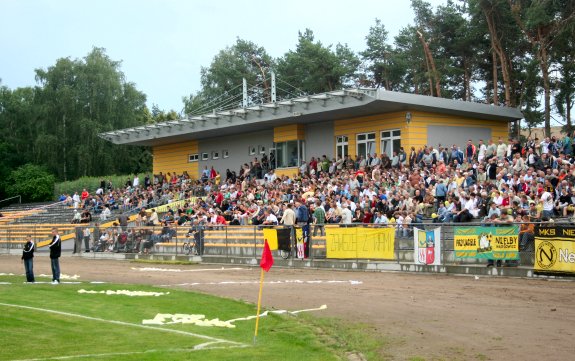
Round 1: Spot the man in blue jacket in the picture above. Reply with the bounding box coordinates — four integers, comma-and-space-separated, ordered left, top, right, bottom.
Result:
48, 228, 61, 284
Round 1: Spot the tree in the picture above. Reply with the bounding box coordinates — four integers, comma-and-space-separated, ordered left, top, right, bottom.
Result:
276, 29, 360, 95
508, 0, 575, 136
6, 164, 55, 202
360, 19, 395, 89
33, 47, 151, 180
191, 38, 274, 114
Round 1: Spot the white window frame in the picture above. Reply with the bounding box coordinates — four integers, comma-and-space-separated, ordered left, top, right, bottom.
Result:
223, 149, 229, 159
259, 145, 266, 154
380, 129, 401, 156
248, 146, 256, 155
201, 152, 209, 161
212, 151, 219, 160
188, 154, 199, 162
336, 135, 349, 158
356, 132, 375, 158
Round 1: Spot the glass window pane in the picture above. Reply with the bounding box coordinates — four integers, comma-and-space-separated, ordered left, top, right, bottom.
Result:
393, 130, 401, 137
382, 131, 390, 138
288, 140, 298, 167
357, 143, 366, 158
357, 134, 365, 141
367, 133, 375, 140
393, 139, 401, 154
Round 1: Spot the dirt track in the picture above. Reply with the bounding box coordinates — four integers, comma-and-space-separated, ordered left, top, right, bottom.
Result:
1, 254, 574, 360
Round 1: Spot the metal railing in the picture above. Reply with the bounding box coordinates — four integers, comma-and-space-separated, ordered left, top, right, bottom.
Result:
2, 220, 564, 266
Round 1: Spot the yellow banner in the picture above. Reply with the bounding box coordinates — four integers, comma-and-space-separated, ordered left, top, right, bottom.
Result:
326, 227, 395, 259
535, 226, 575, 273
262, 228, 278, 250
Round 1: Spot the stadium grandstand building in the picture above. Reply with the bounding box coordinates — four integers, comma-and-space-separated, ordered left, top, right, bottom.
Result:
100, 89, 523, 178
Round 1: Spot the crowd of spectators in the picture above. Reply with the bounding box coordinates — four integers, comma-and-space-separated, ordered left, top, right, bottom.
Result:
61, 132, 575, 254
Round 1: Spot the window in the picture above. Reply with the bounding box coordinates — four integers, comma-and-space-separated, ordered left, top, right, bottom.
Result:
356, 132, 375, 159
223, 149, 229, 159
336, 136, 348, 158
201, 152, 209, 161
381, 129, 401, 156
248, 146, 256, 155
259, 145, 266, 154
274, 140, 305, 168
212, 151, 219, 160
188, 154, 199, 162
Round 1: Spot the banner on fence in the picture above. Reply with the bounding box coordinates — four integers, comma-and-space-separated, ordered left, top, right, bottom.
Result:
262, 228, 279, 250
326, 227, 395, 259
534, 226, 575, 274
454, 226, 519, 260
414, 227, 441, 265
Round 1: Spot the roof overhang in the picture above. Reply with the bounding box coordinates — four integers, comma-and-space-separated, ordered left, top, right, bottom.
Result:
99, 89, 523, 147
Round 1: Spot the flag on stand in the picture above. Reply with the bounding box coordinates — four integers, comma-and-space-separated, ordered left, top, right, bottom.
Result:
260, 239, 274, 272
254, 239, 274, 342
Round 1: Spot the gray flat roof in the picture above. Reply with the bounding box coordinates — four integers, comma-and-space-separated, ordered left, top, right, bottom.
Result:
100, 89, 523, 147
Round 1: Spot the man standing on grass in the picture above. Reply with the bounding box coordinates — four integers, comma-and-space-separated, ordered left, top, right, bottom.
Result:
22, 235, 35, 283
48, 228, 61, 284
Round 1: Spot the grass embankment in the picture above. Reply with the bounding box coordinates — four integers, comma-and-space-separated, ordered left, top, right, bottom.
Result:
54, 174, 140, 196
0, 275, 386, 360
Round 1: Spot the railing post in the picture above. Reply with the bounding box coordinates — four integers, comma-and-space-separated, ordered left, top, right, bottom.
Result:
253, 225, 257, 258
225, 225, 228, 259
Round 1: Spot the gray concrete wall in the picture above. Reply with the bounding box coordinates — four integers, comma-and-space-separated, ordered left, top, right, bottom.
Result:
427, 125, 492, 149
305, 121, 334, 160
198, 130, 273, 178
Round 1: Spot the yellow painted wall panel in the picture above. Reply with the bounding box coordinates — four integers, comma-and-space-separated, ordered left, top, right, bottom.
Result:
332, 110, 511, 155
274, 124, 305, 142
152, 140, 199, 179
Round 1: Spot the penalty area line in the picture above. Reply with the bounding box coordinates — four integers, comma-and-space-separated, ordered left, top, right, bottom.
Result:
0, 302, 247, 349
11, 344, 247, 361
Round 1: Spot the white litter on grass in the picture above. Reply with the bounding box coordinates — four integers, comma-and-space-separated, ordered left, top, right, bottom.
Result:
227, 304, 328, 323
0, 302, 247, 349
78, 289, 169, 297
132, 267, 247, 273
143, 314, 235, 328
0, 282, 12, 285
160, 279, 362, 287
0, 273, 15, 276
143, 305, 328, 328
38, 274, 80, 280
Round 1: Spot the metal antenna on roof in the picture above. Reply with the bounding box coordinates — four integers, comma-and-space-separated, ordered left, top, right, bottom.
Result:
242, 78, 248, 108
271, 71, 276, 103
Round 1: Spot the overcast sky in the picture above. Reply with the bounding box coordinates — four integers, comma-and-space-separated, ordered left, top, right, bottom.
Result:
1, 0, 447, 113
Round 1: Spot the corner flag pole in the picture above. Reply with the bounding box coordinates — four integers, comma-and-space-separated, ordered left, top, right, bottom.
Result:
253, 267, 265, 343
254, 238, 273, 344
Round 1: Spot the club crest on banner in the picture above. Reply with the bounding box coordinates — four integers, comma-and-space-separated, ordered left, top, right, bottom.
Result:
414, 227, 441, 265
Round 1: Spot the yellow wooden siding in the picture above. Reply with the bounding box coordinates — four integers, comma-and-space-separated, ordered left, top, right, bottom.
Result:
334, 112, 408, 157
274, 167, 299, 179
153, 140, 199, 178
334, 110, 511, 155
274, 124, 305, 142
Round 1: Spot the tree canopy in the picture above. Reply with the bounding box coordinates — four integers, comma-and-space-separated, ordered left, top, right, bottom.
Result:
1, 0, 574, 199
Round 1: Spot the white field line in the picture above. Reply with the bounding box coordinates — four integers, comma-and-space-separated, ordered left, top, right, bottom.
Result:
159, 279, 363, 287
0, 302, 247, 348
11, 344, 246, 361
131, 267, 248, 273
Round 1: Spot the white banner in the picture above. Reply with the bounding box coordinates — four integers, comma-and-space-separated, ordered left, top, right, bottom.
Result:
414, 227, 441, 265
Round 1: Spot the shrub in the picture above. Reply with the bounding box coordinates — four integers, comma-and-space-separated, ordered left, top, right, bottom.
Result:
6, 164, 55, 202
